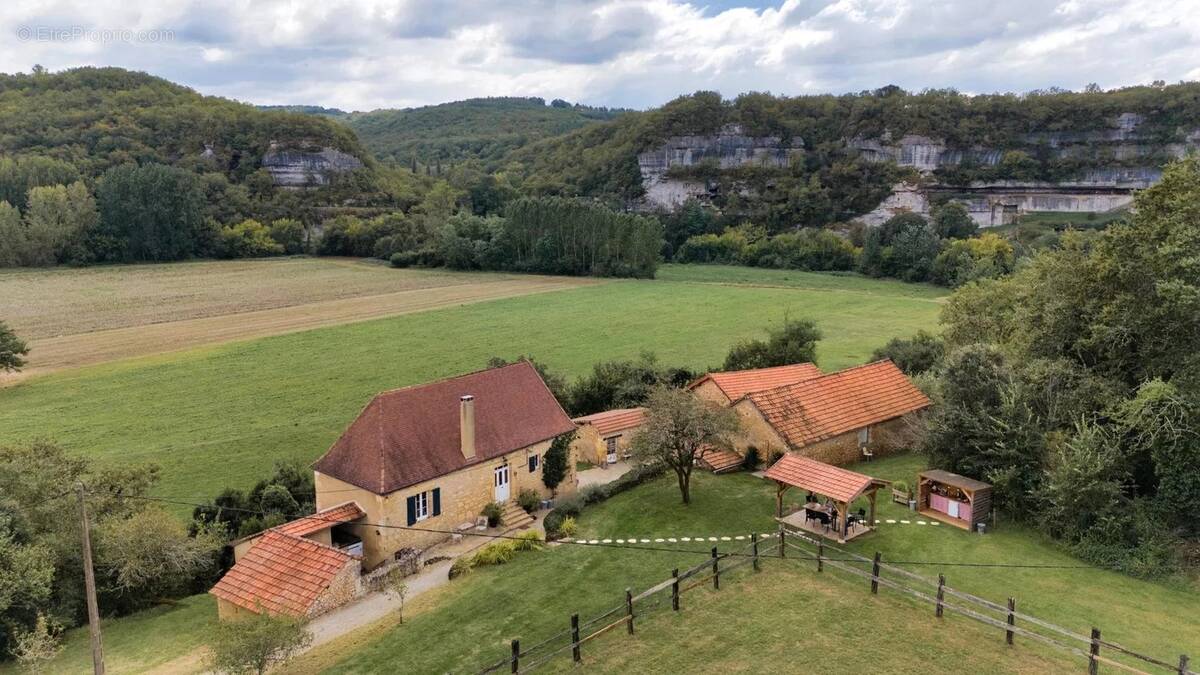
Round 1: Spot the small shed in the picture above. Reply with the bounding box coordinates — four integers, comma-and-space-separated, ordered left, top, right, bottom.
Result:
917, 470, 992, 531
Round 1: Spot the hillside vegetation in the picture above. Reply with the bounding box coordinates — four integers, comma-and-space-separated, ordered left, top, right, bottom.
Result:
341, 97, 627, 167
508, 84, 1200, 223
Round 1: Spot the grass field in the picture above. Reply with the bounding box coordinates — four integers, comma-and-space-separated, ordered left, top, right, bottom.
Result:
0, 266, 944, 505
0, 258, 596, 378
24, 459, 1198, 674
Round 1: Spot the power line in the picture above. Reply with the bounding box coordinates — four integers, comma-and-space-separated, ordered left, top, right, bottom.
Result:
102, 491, 1192, 572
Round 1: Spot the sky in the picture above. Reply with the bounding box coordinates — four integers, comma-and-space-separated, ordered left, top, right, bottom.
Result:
2, 0, 1199, 112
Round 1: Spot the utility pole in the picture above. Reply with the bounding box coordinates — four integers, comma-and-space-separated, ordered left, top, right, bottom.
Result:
77, 482, 105, 675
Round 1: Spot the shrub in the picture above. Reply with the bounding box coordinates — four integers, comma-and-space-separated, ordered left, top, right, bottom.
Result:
390, 251, 419, 268
517, 488, 541, 514
557, 516, 578, 538
217, 219, 285, 259
892, 480, 909, 496
606, 461, 667, 499
543, 494, 584, 538
512, 531, 544, 552
742, 446, 760, 471
448, 556, 475, 579
871, 330, 945, 376
472, 540, 518, 566
481, 502, 502, 528
580, 484, 608, 505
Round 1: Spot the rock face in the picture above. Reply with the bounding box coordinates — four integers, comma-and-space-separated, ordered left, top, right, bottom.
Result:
261, 141, 364, 188
637, 124, 802, 208
851, 114, 1200, 227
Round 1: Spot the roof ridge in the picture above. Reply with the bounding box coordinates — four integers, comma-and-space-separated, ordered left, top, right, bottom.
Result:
371, 361, 533, 399
741, 359, 899, 402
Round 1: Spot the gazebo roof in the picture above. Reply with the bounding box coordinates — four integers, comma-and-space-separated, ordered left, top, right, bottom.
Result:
764, 454, 886, 504
919, 469, 991, 492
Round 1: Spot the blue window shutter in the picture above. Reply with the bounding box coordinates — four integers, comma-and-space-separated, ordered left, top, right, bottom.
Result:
432, 488, 441, 517
406, 495, 416, 526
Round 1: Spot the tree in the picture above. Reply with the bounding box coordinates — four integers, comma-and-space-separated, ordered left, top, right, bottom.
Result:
629, 387, 740, 504
870, 330, 944, 375
22, 181, 98, 265
383, 569, 409, 624
890, 219, 942, 282
0, 201, 26, 267
93, 163, 207, 262
541, 432, 573, 493
930, 201, 977, 239
567, 352, 685, 415
723, 318, 821, 371
95, 507, 222, 613
268, 218, 308, 255
217, 219, 284, 259
208, 610, 312, 675
0, 320, 29, 372
8, 613, 62, 673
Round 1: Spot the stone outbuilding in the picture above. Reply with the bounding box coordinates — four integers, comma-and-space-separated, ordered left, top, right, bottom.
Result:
689, 363, 823, 406
571, 407, 646, 465
729, 360, 930, 465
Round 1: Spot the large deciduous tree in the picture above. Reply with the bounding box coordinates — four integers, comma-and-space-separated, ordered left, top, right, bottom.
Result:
629, 386, 741, 504
93, 163, 208, 262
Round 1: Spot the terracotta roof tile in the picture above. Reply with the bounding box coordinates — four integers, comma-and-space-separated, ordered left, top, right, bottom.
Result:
690, 363, 822, 401
764, 454, 883, 504
210, 531, 357, 617
573, 408, 646, 437
745, 360, 930, 448
274, 502, 365, 539
313, 362, 576, 494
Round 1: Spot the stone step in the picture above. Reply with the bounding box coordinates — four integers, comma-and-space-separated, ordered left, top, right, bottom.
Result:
501, 502, 535, 529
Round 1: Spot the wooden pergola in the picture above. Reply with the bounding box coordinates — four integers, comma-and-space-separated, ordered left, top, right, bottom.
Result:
764, 454, 888, 543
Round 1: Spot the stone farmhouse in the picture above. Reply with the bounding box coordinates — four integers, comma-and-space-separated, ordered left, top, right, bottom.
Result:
571, 407, 646, 465
209, 361, 579, 618
311, 360, 578, 569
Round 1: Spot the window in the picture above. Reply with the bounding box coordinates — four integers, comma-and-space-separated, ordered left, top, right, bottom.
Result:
858, 427, 871, 446
414, 491, 429, 521
406, 488, 441, 526
528, 454, 540, 472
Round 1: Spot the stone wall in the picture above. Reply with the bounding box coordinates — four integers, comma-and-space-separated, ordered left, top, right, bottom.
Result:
261, 141, 363, 188
315, 438, 578, 570
306, 559, 363, 619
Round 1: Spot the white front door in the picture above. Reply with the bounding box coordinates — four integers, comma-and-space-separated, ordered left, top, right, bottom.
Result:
493, 464, 510, 502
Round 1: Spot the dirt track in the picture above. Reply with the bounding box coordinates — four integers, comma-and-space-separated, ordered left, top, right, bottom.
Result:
5, 277, 594, 382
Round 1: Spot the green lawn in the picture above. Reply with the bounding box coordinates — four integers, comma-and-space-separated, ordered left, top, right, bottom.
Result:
657, 263, 950, 299
291, 464, 1199, 674
0, 271, 943, 506
29, 462, 1198, 674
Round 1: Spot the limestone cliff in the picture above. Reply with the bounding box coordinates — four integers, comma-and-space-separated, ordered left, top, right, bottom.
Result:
637, 124, 802, 208
261, 141, 364, 188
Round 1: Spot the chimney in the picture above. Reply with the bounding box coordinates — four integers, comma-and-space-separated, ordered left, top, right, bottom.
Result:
460, 395, 476, 459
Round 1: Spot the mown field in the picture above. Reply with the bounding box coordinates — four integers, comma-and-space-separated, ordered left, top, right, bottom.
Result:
0, 264, 945, 505
0, 258, 596, 378
36, 461, 1198, 674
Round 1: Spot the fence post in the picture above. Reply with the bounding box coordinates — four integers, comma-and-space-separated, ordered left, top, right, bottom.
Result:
1006, 598, 1015, 646
779, 526, 786, 558
625, 588, 634, 636
871, 552, 881, 594
1179, 654, 1189, 675
1088, 627, 1101, 675
510, 639, 519, 674
571, 613, 581, 663
817, 540, 824, 572
935, 574, 945, 618
711, 547, 720, 590
752, 533, 760, 572
671, 568, 680, 611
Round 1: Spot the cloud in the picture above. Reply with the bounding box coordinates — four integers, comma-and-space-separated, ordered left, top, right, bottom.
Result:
0, 0, 1197, 111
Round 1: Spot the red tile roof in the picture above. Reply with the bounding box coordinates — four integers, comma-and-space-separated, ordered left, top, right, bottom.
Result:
689, 363, 823, 401
274, 502, 365, 539
743, 360, 930, 448
764, 454, 884, 504
210, 531, 357, 617
573, 408, 646, 437
314, 361, 576, 494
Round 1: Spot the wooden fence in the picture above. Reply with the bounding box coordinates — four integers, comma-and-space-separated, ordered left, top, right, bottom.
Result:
777, 526, 1196, 675
474, 527, 1194, 674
